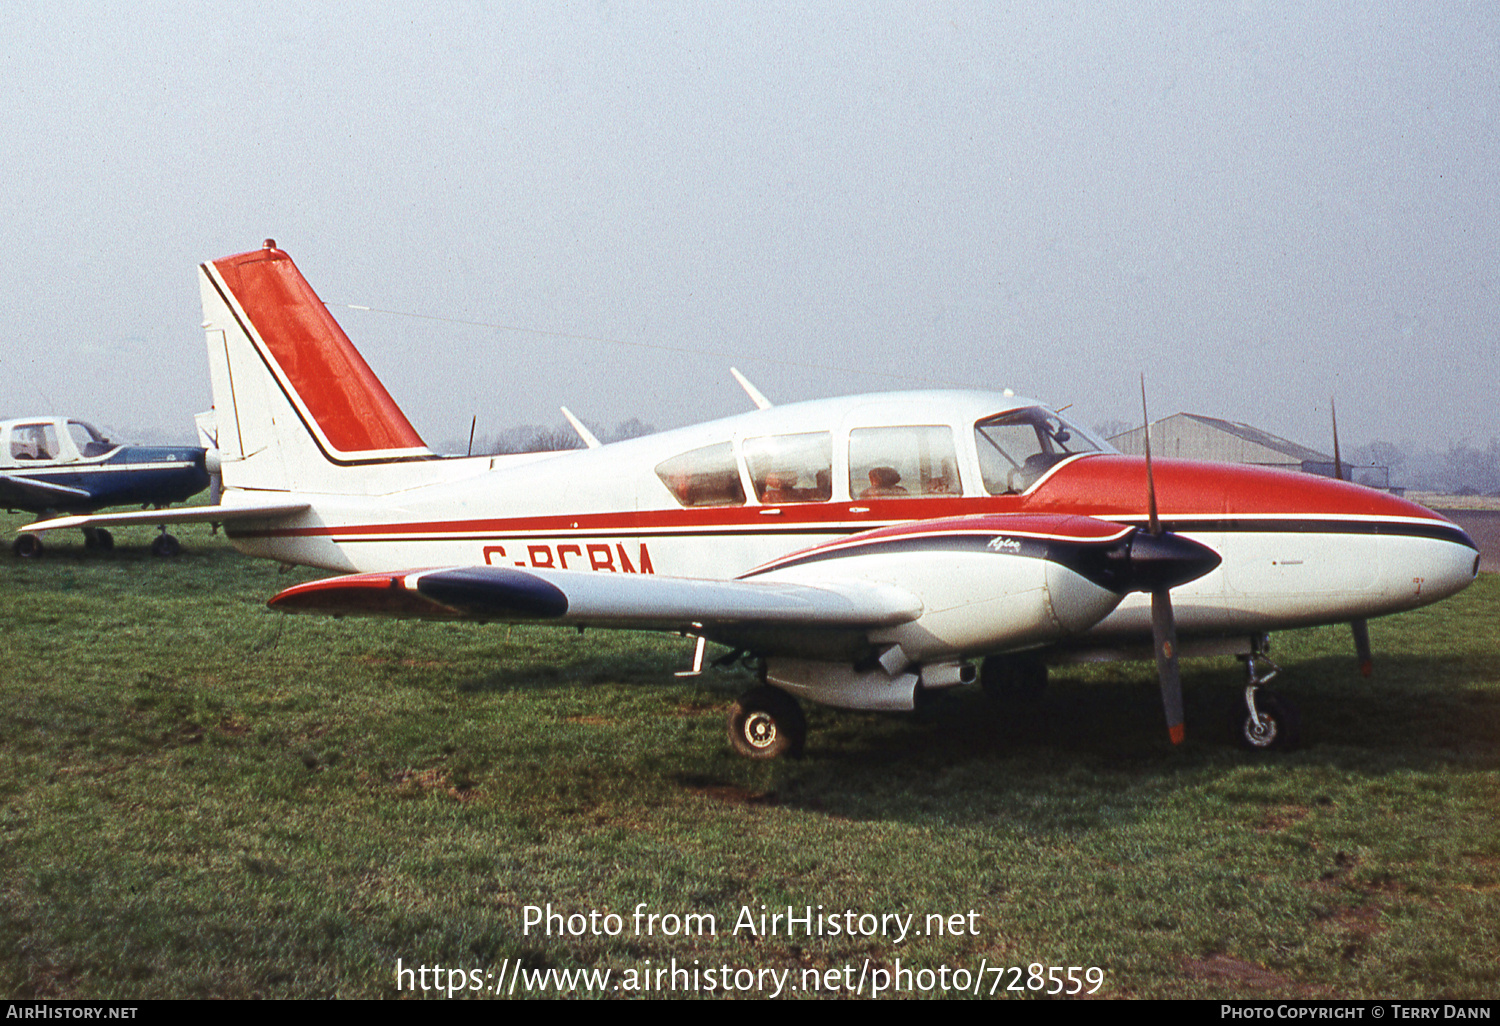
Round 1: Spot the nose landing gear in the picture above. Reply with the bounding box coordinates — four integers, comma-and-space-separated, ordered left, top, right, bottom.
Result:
1232, 641, 1300, 751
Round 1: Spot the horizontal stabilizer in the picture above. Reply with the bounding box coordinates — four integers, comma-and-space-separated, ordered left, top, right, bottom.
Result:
24, 499, 311, 534
271, 565, 923, 632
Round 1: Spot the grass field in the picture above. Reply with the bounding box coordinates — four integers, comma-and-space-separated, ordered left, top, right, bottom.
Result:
1, 516, 1496, 999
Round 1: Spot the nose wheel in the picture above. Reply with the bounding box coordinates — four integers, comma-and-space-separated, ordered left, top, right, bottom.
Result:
728, 686, 806, 760
1232, 645, 1300, 751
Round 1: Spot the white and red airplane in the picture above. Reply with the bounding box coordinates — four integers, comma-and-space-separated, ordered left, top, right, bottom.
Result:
30, 241, 1480, 758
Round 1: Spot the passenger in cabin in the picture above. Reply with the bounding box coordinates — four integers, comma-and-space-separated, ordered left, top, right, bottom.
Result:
760, 471, 800, 504
861, 466, 908, 498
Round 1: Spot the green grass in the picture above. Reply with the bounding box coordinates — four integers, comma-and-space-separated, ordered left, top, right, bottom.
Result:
1, 515, 1497, 998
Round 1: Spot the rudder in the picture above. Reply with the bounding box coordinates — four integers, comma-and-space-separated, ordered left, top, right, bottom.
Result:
200, 240, 432, 493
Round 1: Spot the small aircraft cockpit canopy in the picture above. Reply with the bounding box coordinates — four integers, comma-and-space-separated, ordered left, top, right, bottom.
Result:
656, 442, 746, 507
975, 407, 1105, 495
66, 420, 116, 458
9, 422, 60, 461
5, 419, 116, 463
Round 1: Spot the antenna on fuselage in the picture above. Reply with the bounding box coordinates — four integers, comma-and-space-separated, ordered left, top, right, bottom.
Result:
560, 407, 602, 449
730, 367, 773, 410
467, 415, 476, 457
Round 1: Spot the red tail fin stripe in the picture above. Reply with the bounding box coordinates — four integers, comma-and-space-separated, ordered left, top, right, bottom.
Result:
211, 246, 428, 456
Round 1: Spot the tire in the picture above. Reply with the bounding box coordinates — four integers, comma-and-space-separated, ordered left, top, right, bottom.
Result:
1232, 688, 1301, 751
12, 534, 43, 558
150, 534, 181, 558
96, 528, 113, 551
980, 654, 1048, 703
727, 686, 807, 760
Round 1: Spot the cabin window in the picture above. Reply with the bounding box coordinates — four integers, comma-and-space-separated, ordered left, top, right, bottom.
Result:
655, 442, 746, 507
743, 432, 832, 504
848, 426, 960, 499
974, 407, 1100, 494
10, 423, 59, 461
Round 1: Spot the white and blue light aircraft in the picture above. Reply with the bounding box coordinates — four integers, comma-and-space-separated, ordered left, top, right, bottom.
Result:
2, 416, 209, 557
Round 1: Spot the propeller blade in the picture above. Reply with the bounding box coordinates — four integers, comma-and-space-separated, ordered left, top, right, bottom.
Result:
1140, 375, 1160, 536
1331, 397, 1344, 482
1139, 374, 1184, 743
1331, 399, 1373, 676
1151, 588, 1185, 744
1351, 619, 1373, 677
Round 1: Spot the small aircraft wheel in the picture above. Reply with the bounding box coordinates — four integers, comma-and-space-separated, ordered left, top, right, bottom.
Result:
728, 686, 806, 760
96, 528, 113, 550
12, 534, 43, 559
83, 527, 114, 550
980, 654, 1048, 703
1232, 688, 1301, 752
150, 534, 181, 558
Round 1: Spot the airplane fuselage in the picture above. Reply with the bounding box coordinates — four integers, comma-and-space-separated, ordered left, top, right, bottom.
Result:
218, 389, 1478, 652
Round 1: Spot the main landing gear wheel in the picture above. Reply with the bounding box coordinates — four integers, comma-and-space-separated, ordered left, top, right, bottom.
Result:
728, 686, 806, 760
83, 528, 114, 551
12, 533, 43, 559
149, 533, 181, 558
1232, 686, 1301, 752
980, 654, 1048, 703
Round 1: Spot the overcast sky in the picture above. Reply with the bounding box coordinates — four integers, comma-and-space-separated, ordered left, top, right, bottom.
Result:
2, 2, 1495, 453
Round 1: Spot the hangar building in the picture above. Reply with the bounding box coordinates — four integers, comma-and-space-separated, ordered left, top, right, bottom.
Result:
1107, 413, 1391, 490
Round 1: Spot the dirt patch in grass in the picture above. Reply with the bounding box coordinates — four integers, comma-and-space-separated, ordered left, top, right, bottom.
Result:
1255, 805, 1311, 833
1184, 954, 1303, 993
684, 783, 776, 805
390, 767, 480, 801
356, 655, 453, 668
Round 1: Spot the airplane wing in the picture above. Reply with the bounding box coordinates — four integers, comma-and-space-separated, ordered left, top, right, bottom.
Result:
0, 474, 93, 507
271, 565, 923, 633
23, 498, 311, 533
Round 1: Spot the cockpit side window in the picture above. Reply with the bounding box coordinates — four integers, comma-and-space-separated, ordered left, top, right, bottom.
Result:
848, 426, 960, 499
655, 442, 746, 507
974, 407, 1099, 495
10, 423, 59, 461
743, 432, 832, 504
67, 421, 114, 458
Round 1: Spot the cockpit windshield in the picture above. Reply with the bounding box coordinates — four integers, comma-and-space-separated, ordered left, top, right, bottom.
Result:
974, 407, 1106, 495
67, 420, 117, 458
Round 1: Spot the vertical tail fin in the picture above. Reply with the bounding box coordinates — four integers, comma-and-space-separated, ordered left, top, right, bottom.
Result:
201, 240, 432, 492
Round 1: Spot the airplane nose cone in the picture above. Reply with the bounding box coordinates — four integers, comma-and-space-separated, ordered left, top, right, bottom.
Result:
1126, 530, 1222, 592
